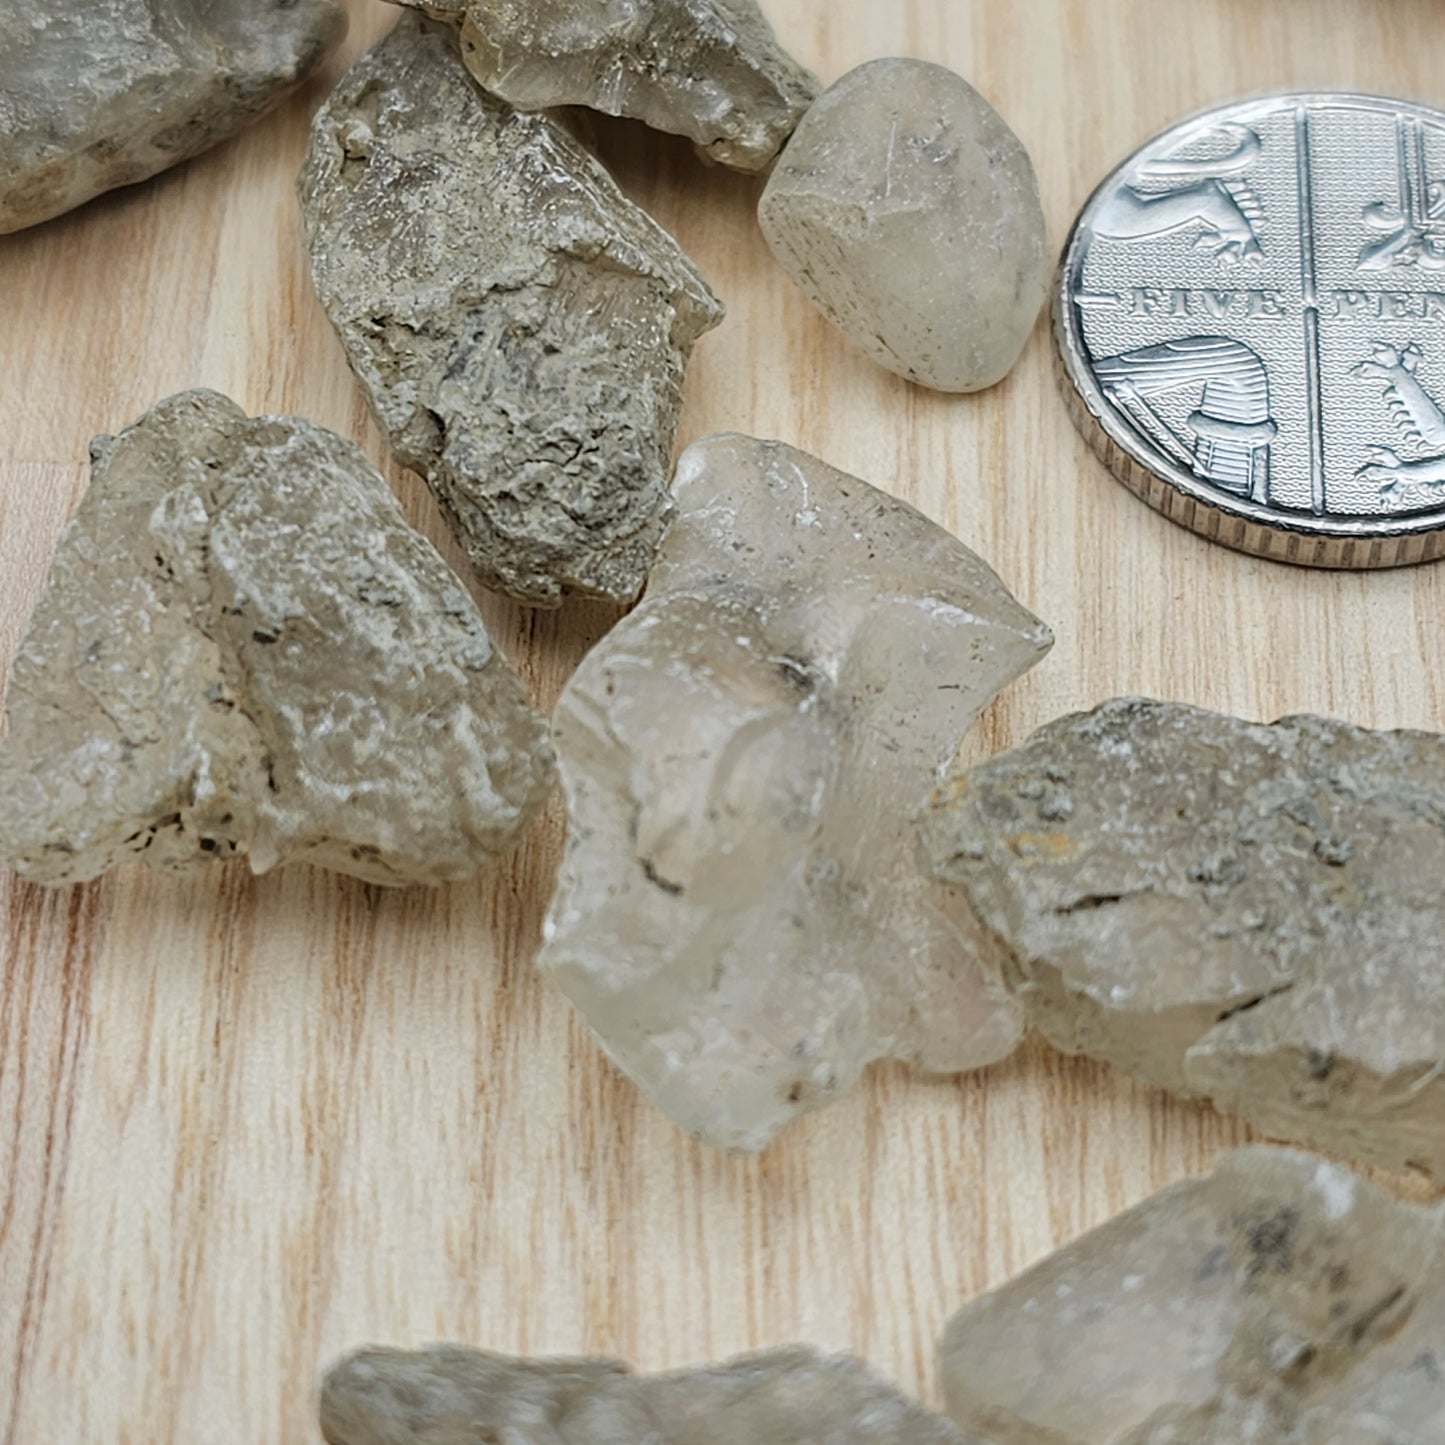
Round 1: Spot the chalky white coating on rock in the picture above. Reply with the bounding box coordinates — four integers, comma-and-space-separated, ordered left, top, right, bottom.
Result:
0, 390, 554, 887
759, 58, 1048, 393
541, 433, 1052, 1151
298, 15, 724, 608
390, 0, 818, 172
941, 1146, 1445, 1444
0, 0, 345, 234
924, 697, 1445, 1177
321, 1343, 974, 1444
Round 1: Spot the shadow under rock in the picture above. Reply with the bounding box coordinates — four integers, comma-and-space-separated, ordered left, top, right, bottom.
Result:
562, 106, 772, 313
567, 107, 768, 218
481, 593, 633, 720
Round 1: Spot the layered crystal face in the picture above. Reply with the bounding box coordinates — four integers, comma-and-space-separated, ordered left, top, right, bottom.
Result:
391, 0, 819, 172
942, 1146, 1445, 1444
542, 432, 1052, 1151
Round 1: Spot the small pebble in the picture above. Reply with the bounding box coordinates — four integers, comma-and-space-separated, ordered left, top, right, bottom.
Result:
759, 57, 1048, 392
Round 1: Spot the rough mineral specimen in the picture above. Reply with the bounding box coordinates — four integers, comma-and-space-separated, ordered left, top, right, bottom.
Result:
924, 698, 1445, 1178
541, 433, 1052, 1151
941, 1146, 1445, 1444
389, 0, 818, 172
298, 14, 724, 608
321, 1343, 973, 1444
0, 390, 554, 887
759, 59, 1048, 393
0, 0, 345, 234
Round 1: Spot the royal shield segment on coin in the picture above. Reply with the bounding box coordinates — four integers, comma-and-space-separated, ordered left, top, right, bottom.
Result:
1058, 93, 1445, 567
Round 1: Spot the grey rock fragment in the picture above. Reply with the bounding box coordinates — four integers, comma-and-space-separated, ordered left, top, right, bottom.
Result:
759, 59, 1048, 392
942, 1145, 1445, 1445
0, 390, 554, 887
923, 697, 1445, 1177
321, 1343, 975, 1444
541, 433, 1052, 1151
298, 14, 724, 608
390, 0, 818, 172
0, 0, 345, 234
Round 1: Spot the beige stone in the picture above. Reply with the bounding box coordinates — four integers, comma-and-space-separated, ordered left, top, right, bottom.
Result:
321, 1343, 976, 1444
0, 391, 554, 887
299, 14, 723, 607
0, 0, 345, 234
924, 697, 1445, 1178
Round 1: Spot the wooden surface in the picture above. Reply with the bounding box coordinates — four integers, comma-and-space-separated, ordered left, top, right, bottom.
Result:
4, 1, 1445, 1438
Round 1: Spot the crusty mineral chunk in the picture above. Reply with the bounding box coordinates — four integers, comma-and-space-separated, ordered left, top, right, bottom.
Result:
298, 15, 723, 608
0, 0, 345, 234
389, 0, 817, 172
924, 697, 1445, 1178
0, 390, 554, 887
759, 59, 1047, 393
540, 433, 1052, 1151
321, 1343, 974, 1445
942, 1146, 1445, 1444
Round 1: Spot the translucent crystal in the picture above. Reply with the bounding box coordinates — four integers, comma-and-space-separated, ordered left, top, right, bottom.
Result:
0, 390, 554, 887
299, 14, 723, 607
759, 59, 1048, 392
389, 0, 818, 172
942, 1146, 1445, 1444
924, 697, 1445, 1178
541, 433, 1052, 1150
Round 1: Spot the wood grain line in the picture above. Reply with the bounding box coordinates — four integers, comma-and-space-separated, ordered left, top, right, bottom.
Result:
4, 1, 1445, 1438
0, 881, 101, 1445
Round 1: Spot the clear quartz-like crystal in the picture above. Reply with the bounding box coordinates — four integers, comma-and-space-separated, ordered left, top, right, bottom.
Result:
0, 0, 345, 234
387, 0, 818, 172
321, 1344, 975, 1445
924, 697, 1445, 1178
942, 1146, 1445, 1444
299, 14, 723, 607
0, 390, 554, 887
541, 433, 1052, 1151
759, 58, 1048, 393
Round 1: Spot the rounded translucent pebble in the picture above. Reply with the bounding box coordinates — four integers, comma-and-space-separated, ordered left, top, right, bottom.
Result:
759, 57, 1048, 393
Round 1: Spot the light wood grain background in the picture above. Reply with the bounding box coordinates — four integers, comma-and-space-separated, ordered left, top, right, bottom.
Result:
4, 1, 1445, 1439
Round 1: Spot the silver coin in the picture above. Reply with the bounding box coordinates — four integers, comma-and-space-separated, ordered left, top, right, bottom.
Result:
1056, 92, 1445, 568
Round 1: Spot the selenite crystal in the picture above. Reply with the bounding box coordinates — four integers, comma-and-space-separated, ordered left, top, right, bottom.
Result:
387, 0, 818, 172
0, 390, 554, 887
299, 14, 723, 608
759, 58, 1048, 393
923, 698, 1445, 1178
942, 1146, 1445, 1444
0, 0, 345, 234
321, 1344, 974, 1445
540, 433, 1052, 1151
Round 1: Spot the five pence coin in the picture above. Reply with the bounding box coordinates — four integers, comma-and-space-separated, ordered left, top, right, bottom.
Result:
1057, 93, 1445, 568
